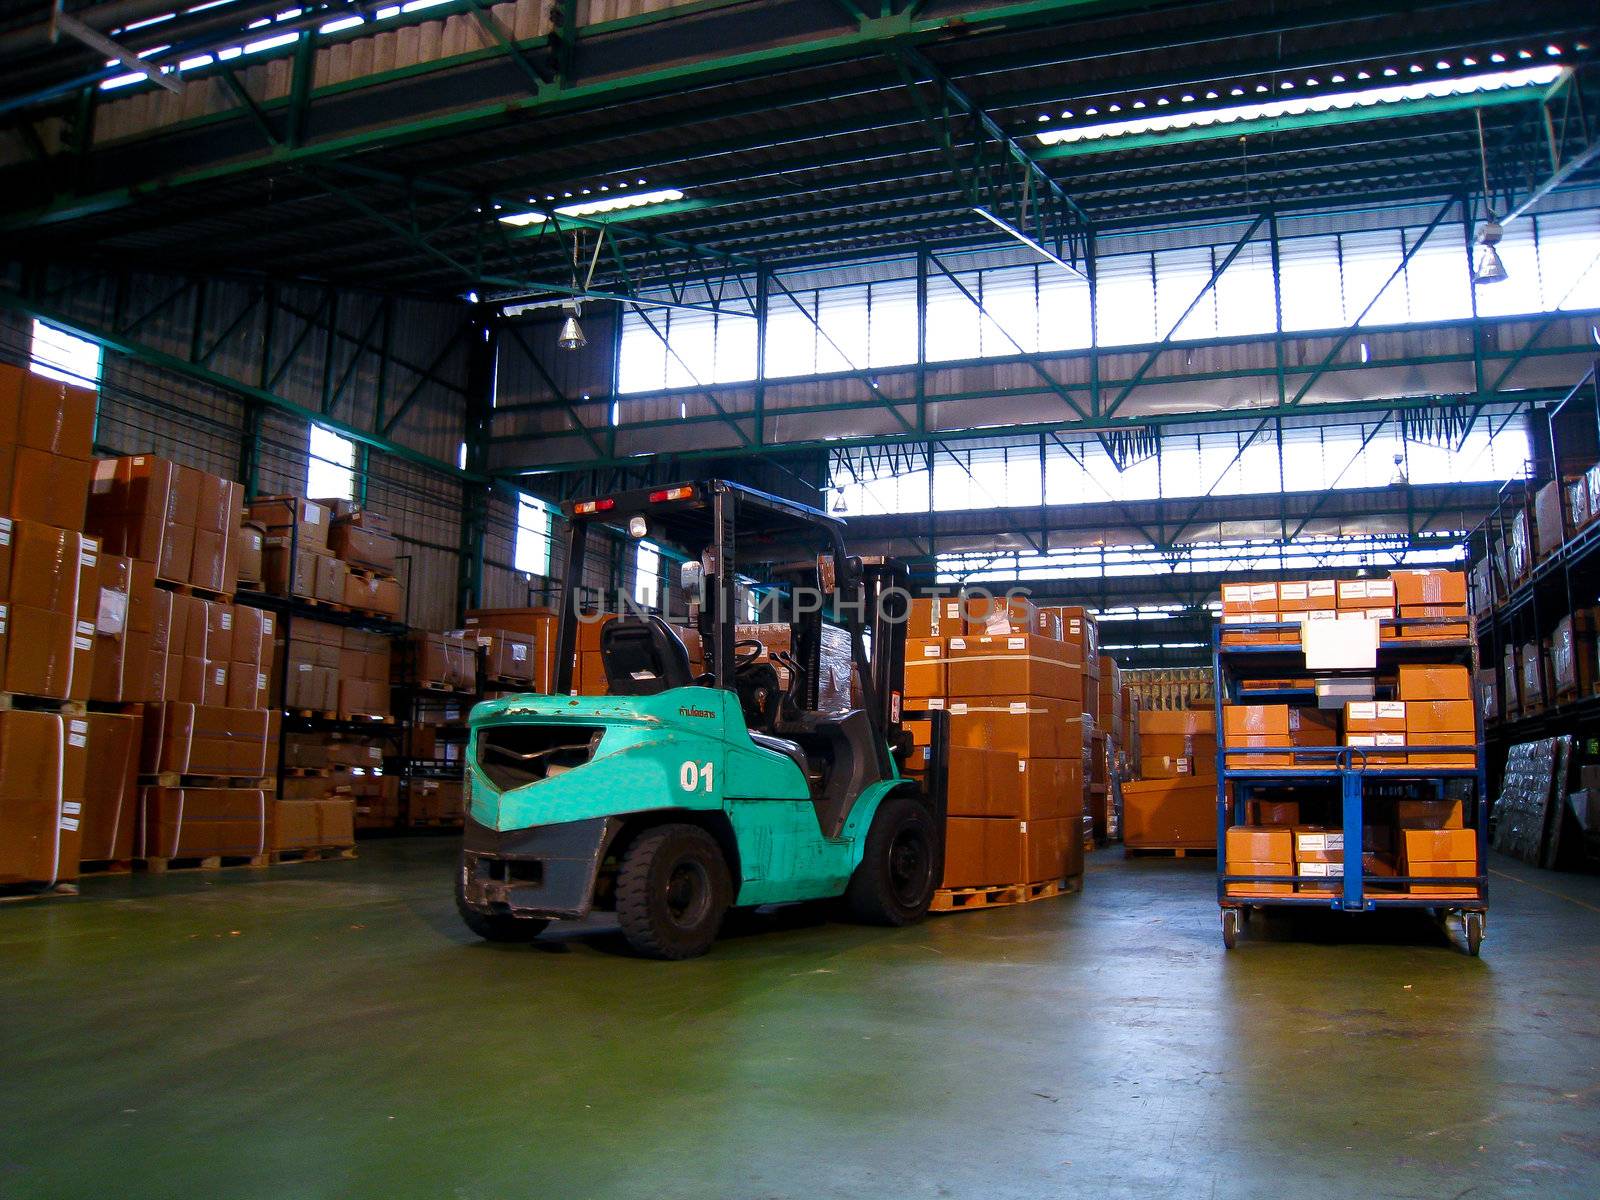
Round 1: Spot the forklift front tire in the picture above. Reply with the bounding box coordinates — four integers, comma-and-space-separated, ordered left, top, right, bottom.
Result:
845, 795, 938, 926
616, 824, 733, 960
455, 875, 551, 944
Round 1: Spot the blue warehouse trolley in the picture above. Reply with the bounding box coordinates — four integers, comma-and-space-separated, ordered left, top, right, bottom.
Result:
1213, 616, 1488, 955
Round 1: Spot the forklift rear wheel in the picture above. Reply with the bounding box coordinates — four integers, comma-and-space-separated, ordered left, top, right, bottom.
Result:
1221, 907, 1240, 949
455, 875, 550, 944
616, 824, 732, 960
1464, 911, 1485, 957
845, 795, 938, 926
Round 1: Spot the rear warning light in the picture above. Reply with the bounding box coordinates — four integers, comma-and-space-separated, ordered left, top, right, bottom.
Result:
649, 486, 695, 502
574, 498, 615, 514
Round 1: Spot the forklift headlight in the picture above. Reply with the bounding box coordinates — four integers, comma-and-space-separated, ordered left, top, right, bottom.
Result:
628, 515, 648, 539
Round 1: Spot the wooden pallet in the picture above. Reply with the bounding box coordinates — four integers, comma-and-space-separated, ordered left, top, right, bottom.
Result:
154, 579, 234, 603
1, 881, 80, 903
0, 693, 87, 714
287, 709, 340, 721
931, 874, 1082, 913
142, 853, 270, 875
281, 766, 334, 778
409, 817, 464, 828
1124, 845, 1217, 859
483, 676, 538, 691
77, 859, 136, 877
336, 711, 397, 724
140, 773, 273, 789
270, 846, 358, 866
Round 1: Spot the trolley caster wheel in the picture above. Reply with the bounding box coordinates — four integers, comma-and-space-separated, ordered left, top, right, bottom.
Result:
1463, 911, 1485, 957
1221, 908, 1240, 950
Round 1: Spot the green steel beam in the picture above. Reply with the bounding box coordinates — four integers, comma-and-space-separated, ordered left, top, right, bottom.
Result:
0, 288, 481, 483
1, 0, 1187, 233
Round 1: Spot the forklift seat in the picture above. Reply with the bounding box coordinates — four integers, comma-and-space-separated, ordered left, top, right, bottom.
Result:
600, 616, 694, 695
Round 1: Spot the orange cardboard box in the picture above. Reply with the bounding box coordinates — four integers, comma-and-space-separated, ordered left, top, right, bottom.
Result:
1397, 798, 1464, 829
1023, 816, 1079, 883
942, 816, 1026, 888
1405, 732, 1476, 768
1017, 757, 1076, 820
946, 746, 1022, 818
948, 699, 1072, 759
1123, 777, 1216, 848
1400, 827, 1475, 862
1141, 709, 1215, 736
1336, 578, 1396, 610
961, 592, 1037, 636
906, 596, 964, 639
1345, 700, 1406, 732
946, 633, 1079, 701
1226, 861, 1295, 896
904, 637, 947, 700
1223, 704, 1290, 737
1221, 582, 1277, 615
1404, 700, 1474, 734
1396, 664, 1471, 702
1227, 825, 1293, 862
1402, 859, 1479, 897
1225, 734, 1293, 769
1249, 799, 1300, 825
9, 448, 91, 532
1032, 607, 1063, 640
1390, 569, 1467, 608
1346, 731, 1405, 766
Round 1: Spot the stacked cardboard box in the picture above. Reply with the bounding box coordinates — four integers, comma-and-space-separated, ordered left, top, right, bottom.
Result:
0, 709, 90, 887
251, 496, 403, 619
410, 777, 465, 824
1122, 777, 1216, 850
397, 630, 477, 693
1138, 708, 1215, 780
337, 629, 391, 719
1550, 610, 1598, 699
87, 455, 244, 595
1224, 825, 1294, 896
79, 711, 143, 863
904, 593, 1085, 889
465, 607, 558, 691
1390, 569, 1469, 639
1222, 570, 1466, 646
0, 518, 98, 700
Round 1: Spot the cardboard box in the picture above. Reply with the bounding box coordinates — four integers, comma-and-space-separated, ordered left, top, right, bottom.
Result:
314, 552, 346, 604
1390, 569, 1467, 608
1405, 732, 1476, 768
1397, 799, 1464, 829
263, 544, 321, 599
1550, 612, 1597, 696
904, 637, 947, 700
1248, 799, 1300, 826
1223, 705, 1290, 737
248, 496, 330, 554
1533, 479, 1566, 559
1395, 664, 1471, 702
9, 448, 91, 531
408, 777, 465, 823
906, 596, 964, 640
948, 698, 1074, 759
140, 787, 267, 858
946, 634, 1079, 701
483, 630, 537, 684
0, 709, 88, 885
17, 373, 95, 458
1023, 816, 1078, 883
343, 571, 402, 618
1346, 700, 1407, 732
1568, 475, 1591, 532
79, 711, 142, 862
941, 816, 1026, 888
238, 521, 265, 585
404, 631, 476, 691
1122, 778, 1216, 848
329, 522, 398, 573
962, 592, 1037, 636
1403, 700, 1474, 734
141, 703, 271, 778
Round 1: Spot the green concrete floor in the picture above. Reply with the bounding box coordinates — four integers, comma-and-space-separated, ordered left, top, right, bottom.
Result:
2, 842, 1599, 1199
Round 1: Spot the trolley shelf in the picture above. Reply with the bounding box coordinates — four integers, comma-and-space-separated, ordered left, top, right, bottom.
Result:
1212, 617, 1489, 951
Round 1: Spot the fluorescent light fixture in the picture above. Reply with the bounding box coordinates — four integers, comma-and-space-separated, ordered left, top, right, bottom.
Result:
122, 13, 176, 31
1035, 65, 1565, 147
320, 15, 364, 32
244, 31, 298, 54
497, 187, 688, 228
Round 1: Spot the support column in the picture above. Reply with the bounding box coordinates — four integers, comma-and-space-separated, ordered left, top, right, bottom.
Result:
456, 310, 497, 623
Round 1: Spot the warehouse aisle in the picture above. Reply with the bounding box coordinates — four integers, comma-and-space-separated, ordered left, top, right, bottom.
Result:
2, 843, 1598, 1199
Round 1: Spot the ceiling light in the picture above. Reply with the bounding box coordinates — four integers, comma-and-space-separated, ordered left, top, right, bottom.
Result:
557, 310, 587, 351
553, 187, 685, 218
1472, 221, 1508, 285
1034, 65, 1565, 149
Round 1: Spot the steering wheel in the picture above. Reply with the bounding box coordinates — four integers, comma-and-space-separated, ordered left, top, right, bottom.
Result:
733, 638, 766, 671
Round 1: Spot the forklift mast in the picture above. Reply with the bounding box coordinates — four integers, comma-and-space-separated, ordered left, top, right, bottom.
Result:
862, 560, 911, 754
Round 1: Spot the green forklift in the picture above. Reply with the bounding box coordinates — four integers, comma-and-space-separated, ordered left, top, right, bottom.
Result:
456, 480, 948, 958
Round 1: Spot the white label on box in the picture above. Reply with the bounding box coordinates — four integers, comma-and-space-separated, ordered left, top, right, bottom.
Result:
1366, 579, 1394, 598
1222, 584, 1251, 603
1007, 637, 1025, 650
368, 747, 381, 761
1306, 609, 1337, 621
298, 663, 312, 672
512, 644, 528, 662
1308, 580, 1336, 598
214, 668, 226, 685
76, 620, 95, 639
1348, 701, 1377, 720
70, 719, 86, 737
62, 801, 81, 816
80, 547, 96, 568
922, 645, 940, 657
949, 637, 966, 650
263, 616, 275, 636
221, 611, 232, 630
0, 519, 10, 546
1297, 831, 1343, 852
1377, 701, 1405, 720
96, 588, 128, 636
0, 604, 8, 635
1339, 580, 1366, 599
949, 702, 968, 715
1369, 608, 1395, 621
1278, 582, 1308, 601
257, 672, 268, 690
1348, 734, 1377, 747
1018, 760, 1027, 773
1298, 861, 1343, 878
1250, 584, 1276, 601
307, 505, 323, 525
926, 697, 945, 710
1376, 732, 1405, 747
73, 635, 92, 651
60, 816, 79, 832
1009, 701, 1028, 714
1222, 613, 1256, 625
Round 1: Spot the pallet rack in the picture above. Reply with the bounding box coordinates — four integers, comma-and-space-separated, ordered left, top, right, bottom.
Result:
1213, 617, 1489, 955
1468, 362, 1600, 798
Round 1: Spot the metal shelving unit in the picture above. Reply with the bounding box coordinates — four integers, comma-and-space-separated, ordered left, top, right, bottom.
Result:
1213, 618, 1489, 953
